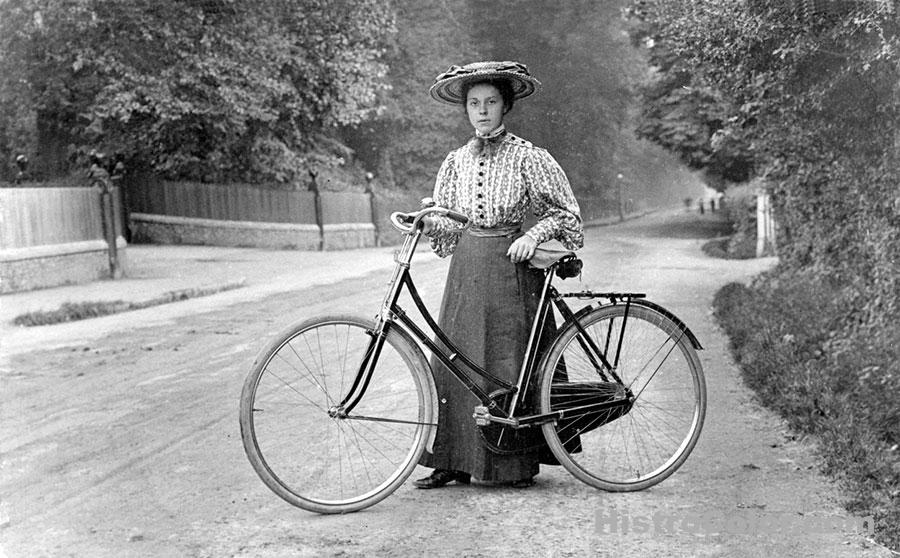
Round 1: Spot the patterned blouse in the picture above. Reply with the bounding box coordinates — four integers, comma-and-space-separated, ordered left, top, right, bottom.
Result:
428, 130, 584, 257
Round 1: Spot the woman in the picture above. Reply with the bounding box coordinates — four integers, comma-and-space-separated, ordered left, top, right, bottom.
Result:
415, 61, 584, 489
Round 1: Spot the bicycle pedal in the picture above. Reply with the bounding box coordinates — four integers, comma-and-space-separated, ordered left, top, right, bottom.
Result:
473, 405, 492, 426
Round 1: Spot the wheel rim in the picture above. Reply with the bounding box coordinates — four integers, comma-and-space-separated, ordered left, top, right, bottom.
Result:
244, 319, 430, 510
541, 306, 705, 489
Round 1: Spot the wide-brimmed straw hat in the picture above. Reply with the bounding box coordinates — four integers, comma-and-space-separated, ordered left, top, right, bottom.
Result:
429, 61, 541, 105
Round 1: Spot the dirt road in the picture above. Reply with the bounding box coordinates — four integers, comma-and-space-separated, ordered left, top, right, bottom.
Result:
1, 211, 890, 557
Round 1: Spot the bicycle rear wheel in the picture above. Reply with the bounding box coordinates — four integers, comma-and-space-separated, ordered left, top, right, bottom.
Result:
240, 314, 435, 514
538, 303, 706, 491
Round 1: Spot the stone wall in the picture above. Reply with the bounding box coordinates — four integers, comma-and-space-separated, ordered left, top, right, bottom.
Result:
0, 239, 127, 294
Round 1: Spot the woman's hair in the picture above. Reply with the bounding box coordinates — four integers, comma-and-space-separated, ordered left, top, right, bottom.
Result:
460, 78, 516, 113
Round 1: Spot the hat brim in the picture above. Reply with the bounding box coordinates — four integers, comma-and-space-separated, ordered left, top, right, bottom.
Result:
429, 71, 541, 105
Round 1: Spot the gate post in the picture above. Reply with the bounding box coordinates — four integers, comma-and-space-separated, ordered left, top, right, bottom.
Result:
756, 191, 775, 258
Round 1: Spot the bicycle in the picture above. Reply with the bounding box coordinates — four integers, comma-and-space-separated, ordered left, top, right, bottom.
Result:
239, 202, 707, 514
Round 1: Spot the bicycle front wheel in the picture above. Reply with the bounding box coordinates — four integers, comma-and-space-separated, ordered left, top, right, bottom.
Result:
240, 314, 435, 514
538, 303, 706, 491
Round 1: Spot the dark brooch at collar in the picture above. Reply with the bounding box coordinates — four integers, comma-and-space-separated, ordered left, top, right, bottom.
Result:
470, 130, 507, 158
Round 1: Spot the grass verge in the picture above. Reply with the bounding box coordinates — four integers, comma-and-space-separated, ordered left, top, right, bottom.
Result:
701, 237, 757, 259
713, 272, 899, 552
12, 281, 245, 327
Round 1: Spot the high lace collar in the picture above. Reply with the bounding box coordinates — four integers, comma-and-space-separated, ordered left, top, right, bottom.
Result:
470, 125, 507, 157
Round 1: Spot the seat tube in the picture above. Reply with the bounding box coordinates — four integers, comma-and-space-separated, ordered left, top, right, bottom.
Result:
507, 268, 555, 416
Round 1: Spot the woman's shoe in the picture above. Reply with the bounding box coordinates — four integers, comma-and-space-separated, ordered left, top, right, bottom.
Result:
510, 477, 535, 488
413, 469, 471, 489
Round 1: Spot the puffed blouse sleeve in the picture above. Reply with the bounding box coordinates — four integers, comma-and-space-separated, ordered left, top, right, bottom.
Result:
427, 151, 465, 258
522, 148, 584, 250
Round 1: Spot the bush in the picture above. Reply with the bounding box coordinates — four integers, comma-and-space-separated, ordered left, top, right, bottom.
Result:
722, 194, 761, 258
714, 273, 900, 552
700, 192, 762, 260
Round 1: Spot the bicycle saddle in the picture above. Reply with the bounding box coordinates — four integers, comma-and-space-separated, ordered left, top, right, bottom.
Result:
529, 247, 582, 279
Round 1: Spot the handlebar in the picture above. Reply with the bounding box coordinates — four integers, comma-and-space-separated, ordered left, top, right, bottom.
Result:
389, 204, 470, 234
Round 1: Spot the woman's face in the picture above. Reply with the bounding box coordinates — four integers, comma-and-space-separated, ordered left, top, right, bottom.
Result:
466, 83, 505, 135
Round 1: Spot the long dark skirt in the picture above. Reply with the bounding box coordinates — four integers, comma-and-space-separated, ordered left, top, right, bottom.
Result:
419, 231, 556, 482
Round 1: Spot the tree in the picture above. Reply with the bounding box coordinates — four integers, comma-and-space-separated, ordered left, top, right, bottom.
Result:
0, 0, 395, 183
339, 0, 478, 193
626, 0, 900, 314
469, 0, 650, 200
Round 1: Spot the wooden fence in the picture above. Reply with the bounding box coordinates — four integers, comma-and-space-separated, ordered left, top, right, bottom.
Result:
1, 187, 103, 249
127, 181, 318, 224
125, 180, 380, 224
125, 179, 379, 250
1, 187, 126, 247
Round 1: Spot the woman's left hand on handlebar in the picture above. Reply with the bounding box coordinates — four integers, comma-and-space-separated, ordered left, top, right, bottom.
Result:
507, 234, 537, 264
420, 215, 439, 235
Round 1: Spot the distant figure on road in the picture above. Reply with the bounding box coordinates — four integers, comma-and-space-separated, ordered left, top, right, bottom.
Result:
416, 61, 584, 489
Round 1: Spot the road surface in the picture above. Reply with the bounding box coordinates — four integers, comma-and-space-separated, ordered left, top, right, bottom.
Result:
0, 210, 889, 557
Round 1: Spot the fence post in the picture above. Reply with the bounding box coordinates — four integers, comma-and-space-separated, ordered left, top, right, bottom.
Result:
14, 155, 28, 185
616, 173, 625, 221
89, 151, 124, 278
308, 170, 324, 251
365, 172, 380, 247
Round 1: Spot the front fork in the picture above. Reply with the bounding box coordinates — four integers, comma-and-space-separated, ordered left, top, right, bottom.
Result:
331, 232, 421, 417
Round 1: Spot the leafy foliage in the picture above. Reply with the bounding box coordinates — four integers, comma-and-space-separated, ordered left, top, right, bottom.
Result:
1, 0, 697, 210
627, 0, 900, 317
0, 0, 394, 183
642, 2, 900, 550
469, 0, 653, 198
345, 0, 695, 209
339, 0, 477, 193
626, 1, 899, 185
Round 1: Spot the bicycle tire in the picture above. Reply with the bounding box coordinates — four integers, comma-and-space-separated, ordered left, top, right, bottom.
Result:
538, 303, 706, 491
239, 314, 435, 514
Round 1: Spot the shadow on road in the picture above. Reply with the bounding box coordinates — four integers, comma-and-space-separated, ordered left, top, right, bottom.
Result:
622, 211, 732, 239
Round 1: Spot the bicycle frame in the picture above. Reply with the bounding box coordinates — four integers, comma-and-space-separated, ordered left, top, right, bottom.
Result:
336, 224, 643, 429
240, 202, 710, 513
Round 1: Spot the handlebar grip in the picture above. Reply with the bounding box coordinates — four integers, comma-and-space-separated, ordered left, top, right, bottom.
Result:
443, 209, 469, 225
389, 211, 415, 233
